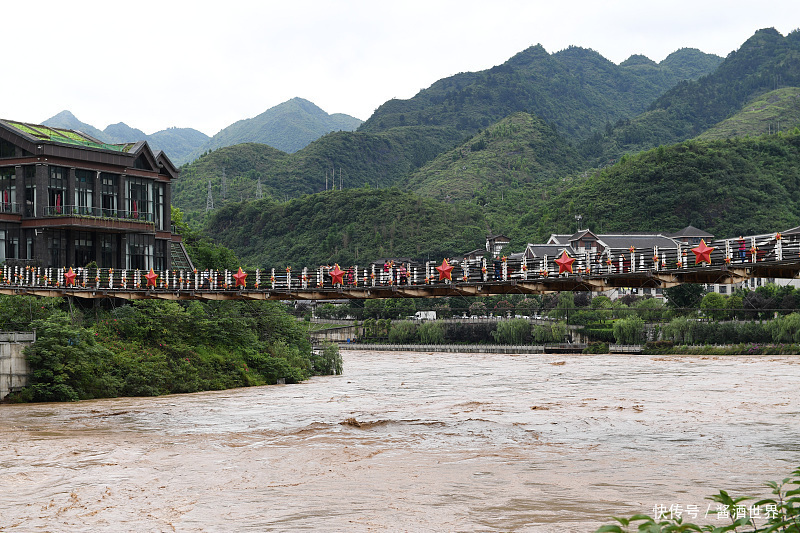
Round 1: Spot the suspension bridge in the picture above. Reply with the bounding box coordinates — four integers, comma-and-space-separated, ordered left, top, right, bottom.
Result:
2, 233, 799, 301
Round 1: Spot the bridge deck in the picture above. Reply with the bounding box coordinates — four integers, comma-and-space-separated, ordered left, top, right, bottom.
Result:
1, 259, 797, 301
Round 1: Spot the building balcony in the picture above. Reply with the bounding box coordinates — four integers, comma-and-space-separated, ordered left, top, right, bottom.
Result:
21, 204, 158, 233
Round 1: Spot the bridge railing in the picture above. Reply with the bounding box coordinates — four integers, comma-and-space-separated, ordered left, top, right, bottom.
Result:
1, 232, 797, 294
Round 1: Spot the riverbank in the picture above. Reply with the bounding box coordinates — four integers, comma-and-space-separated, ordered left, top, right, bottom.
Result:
344, 342, 598, 354
342, 341, 800, 355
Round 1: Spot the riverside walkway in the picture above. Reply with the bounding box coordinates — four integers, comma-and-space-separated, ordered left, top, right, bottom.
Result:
3, 233, 800, 301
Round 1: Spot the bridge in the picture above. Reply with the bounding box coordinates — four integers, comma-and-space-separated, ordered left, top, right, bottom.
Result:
2, 233, 799, 301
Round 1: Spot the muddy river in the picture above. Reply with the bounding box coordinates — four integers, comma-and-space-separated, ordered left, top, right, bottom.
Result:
1, 351, 798, 532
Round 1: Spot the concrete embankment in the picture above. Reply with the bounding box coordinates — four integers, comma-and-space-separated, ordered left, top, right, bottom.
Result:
342, 343, 589, 354
0, 332, 36, 400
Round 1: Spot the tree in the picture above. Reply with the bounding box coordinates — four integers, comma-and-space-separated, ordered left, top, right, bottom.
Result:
613, 316, 646, 344
663, 284, 706, 309
700, 292, 728, 320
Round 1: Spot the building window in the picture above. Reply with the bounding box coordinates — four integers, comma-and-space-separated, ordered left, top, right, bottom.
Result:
74, 231, 94, 267
0, 225, 19, 262
46, 229, 66, 267
48, 166, 67, 214
719, 285, 728, 294
0, 167, 16, 213
0, 138, 16, 158
154, 182, 166, 230
154, 239, 167, 271
100, 233, 118, 268
24, 166, 35, 217
100, 173, 118, 216
126, 233, 153, 270
127, 177, 152, 221
74, 170, 94, 216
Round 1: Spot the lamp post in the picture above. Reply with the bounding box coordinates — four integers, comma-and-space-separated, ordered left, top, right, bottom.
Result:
575, 214, 582, 232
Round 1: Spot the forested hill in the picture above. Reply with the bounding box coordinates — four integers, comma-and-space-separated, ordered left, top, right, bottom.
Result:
199, 131, 800, 267
498, 130, 800, 242
173, 126, 461, 222
401, 112, 582, 201
200, 188, 490, 268
358, 45, 721, 141
188, 97, 362, 161
697, 87, 800, 140
587, 28, 800, 162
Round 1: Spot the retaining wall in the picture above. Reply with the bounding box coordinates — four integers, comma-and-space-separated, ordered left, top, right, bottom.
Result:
0, 332, 36, 400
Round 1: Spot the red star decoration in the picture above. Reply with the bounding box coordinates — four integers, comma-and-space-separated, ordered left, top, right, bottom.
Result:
233, 267, 248, 287
554, 250, 575, 274
691, 239, 715, 264
436, 259, 453, 281
330, 264, 345, 285
145, 268, 159, 287
64, 267, 77, 286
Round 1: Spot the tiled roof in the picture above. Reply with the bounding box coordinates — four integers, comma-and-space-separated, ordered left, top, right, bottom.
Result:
666, 225, 715, 238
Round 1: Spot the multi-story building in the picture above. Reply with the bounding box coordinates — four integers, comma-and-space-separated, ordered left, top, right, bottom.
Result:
0, 119, 190, 270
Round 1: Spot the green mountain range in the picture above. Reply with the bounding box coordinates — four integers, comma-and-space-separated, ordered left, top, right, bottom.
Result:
41, 98, 362, 166
172, 42, 725, 220
177, 27, 800, 268
190, 97, 362, 160
42, 110, 210, 165
359, 45, 722, 140
587, 28, 800, 162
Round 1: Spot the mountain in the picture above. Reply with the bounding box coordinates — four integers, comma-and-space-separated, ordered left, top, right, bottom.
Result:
358, 45, 722, 141
511, 131, 800, 242
42, 110, 109, 142
41, 111, 210, 165
103, 122, 147, 143
41, 97, 360, 166
197, 131, 800, 267
190, 97, 363, 160
200, 188, 490, 268
696, 87, 800, 140
590, 28, 800, 161
401, 112, 582, 202
173, 125, 462, 223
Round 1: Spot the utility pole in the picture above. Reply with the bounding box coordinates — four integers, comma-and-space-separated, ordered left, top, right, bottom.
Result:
206, 179, 214, 212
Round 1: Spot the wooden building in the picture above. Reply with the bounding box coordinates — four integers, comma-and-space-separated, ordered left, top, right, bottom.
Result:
0, 119, 190, 270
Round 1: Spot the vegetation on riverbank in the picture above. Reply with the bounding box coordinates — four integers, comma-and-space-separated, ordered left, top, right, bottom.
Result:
310, 283, 800, 354
595, 466, 800, 532
2, 295, 341, 403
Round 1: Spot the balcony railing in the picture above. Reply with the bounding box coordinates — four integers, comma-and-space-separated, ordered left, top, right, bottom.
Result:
42, 204, 155, 223
0, 202, 21, 214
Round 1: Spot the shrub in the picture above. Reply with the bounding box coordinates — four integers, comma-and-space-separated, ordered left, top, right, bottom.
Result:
613, 316, 645, 344
418, 321, 445, 344
491, 318, 531, 344
388, 320, 417, 344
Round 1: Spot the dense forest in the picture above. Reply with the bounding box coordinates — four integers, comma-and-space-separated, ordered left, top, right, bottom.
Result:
171, 28, 800, 269
202, 130, 800, 267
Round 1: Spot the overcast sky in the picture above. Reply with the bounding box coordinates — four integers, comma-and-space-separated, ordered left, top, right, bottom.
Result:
4, 0, 799, 137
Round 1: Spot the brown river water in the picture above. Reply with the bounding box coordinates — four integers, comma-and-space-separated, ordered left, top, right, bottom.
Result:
1, 351, 799, 532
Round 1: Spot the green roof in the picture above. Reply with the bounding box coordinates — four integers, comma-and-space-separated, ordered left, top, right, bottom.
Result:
4, 120, 127, 153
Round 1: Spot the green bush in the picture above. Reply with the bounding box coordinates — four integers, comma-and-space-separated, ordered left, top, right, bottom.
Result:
613, 316, 645, 344
491, 318, 532, 344
418, 321, 445, 344
388, 321, 417, 344
15, 297, 322, 402
583, 342, 609, 354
